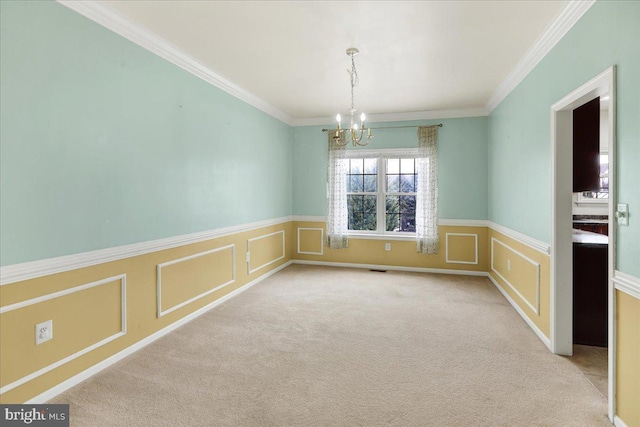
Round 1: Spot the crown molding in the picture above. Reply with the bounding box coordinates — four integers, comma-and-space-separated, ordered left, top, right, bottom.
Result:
57, 0, 594, 128
485, 0, 596, 114
56, 0, 294, 126
291, 108, 488, 127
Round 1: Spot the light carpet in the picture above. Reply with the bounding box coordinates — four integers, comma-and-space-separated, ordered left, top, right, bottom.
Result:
53, 265, 610, 426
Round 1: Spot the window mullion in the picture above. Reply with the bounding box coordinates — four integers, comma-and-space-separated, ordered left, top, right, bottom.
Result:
377, 157, 385, 234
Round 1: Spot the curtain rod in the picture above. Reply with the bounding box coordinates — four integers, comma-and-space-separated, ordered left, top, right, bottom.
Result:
321, 123, 442, 132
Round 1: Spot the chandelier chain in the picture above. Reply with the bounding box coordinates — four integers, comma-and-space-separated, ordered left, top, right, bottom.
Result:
350, 53, 359, 112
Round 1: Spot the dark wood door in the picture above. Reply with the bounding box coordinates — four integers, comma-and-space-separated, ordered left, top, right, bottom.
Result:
573, 97, 600, 192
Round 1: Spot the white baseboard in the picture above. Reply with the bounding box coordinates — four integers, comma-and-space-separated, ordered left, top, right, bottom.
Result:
614, 415, 629, 427
487, 273, 552, 350
24, 260, 292, 404
292, 259, 487, 277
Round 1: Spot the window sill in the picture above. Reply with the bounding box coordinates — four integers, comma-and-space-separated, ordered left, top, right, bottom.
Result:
347, 232, 416, 241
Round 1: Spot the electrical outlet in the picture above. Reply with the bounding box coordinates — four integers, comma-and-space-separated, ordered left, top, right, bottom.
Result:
616, 203, 629, 226
507, 259, 511, 271
35, 320, 53, 345
385, 243, 391, 251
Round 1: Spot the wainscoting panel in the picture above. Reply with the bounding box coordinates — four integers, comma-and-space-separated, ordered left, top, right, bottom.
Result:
491, 237, 540, 315
0, 219, 292, 404
157, 245, 235, 318
445, 233, 478, 265
293, 221, 488, 273
616, 289, 640, 427
0, 275, 126, 394
247, 230, 286, 274
297, 228, 324, 256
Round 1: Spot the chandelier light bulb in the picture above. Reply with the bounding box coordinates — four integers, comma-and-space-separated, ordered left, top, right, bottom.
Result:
360, 112, 366, 122
353, 123, 358, 130
336, 113, 341, 123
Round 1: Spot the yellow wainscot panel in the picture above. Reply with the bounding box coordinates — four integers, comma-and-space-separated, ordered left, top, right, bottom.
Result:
157, 245, 235, 317
491, 237, 540, 315
446, 233, 478, 265
0, 276, 124, 391
0, 222, 294, 403
297, 228, 324, 256
294, 223, 488, 273
616, 290, 640, 427
247, 230, 285, 274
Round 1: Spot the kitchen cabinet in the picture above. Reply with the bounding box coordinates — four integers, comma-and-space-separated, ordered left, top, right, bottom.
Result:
572, 229, 608, 347
573, 97, 600, 193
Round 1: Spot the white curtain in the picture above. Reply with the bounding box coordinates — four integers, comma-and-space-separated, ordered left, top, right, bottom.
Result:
416, 126, 439, 254
325, 134, 349, 249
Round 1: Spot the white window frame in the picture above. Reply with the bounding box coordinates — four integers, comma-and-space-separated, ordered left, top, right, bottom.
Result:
345, 148, 418, 240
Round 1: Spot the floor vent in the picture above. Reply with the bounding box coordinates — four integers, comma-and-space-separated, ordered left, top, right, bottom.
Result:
369, 269, 388, 273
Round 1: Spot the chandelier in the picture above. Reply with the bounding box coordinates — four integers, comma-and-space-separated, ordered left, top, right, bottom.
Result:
333, 48, 372, 147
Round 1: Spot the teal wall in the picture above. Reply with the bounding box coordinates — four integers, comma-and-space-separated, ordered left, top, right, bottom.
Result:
0, 1, 293, 266
488, 0, 640, 277
293, 117, 489, 220
3, 1, 637, 277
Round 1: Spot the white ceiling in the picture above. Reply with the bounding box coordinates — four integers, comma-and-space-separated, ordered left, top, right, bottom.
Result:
95, 0, 571, 124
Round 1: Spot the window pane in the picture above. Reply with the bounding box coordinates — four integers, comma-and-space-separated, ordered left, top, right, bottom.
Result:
363, 214, 377, 231
387, 158, 399, 174
599, 156, 609, 193
348, 195, 363, 212
363, 195, 377, 214
349, 212, 363, 230
347, 156, 420, 232
400, 175, 415, 192
386, 213, 399, 232
348, 194, 376, 231
400, 158, 415, 174
350, 158, 363, 174
583, 154, 609, 198
399, 195, 416, 211
364, 175, 377, 192
400, 214, 416, 232
349, 175, 363, 192
386, 196, 399, 213
387, 175, 399, 192
364, 158, 377, 174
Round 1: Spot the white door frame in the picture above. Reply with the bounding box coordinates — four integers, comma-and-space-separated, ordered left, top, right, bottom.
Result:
550, 65, 616, 422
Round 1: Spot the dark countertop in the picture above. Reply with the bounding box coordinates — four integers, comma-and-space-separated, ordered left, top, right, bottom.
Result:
573, 219, 608, 224
572, 229, 608, 245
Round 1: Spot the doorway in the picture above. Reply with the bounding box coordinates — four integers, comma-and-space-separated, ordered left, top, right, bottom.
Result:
550, 66, 616, 422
